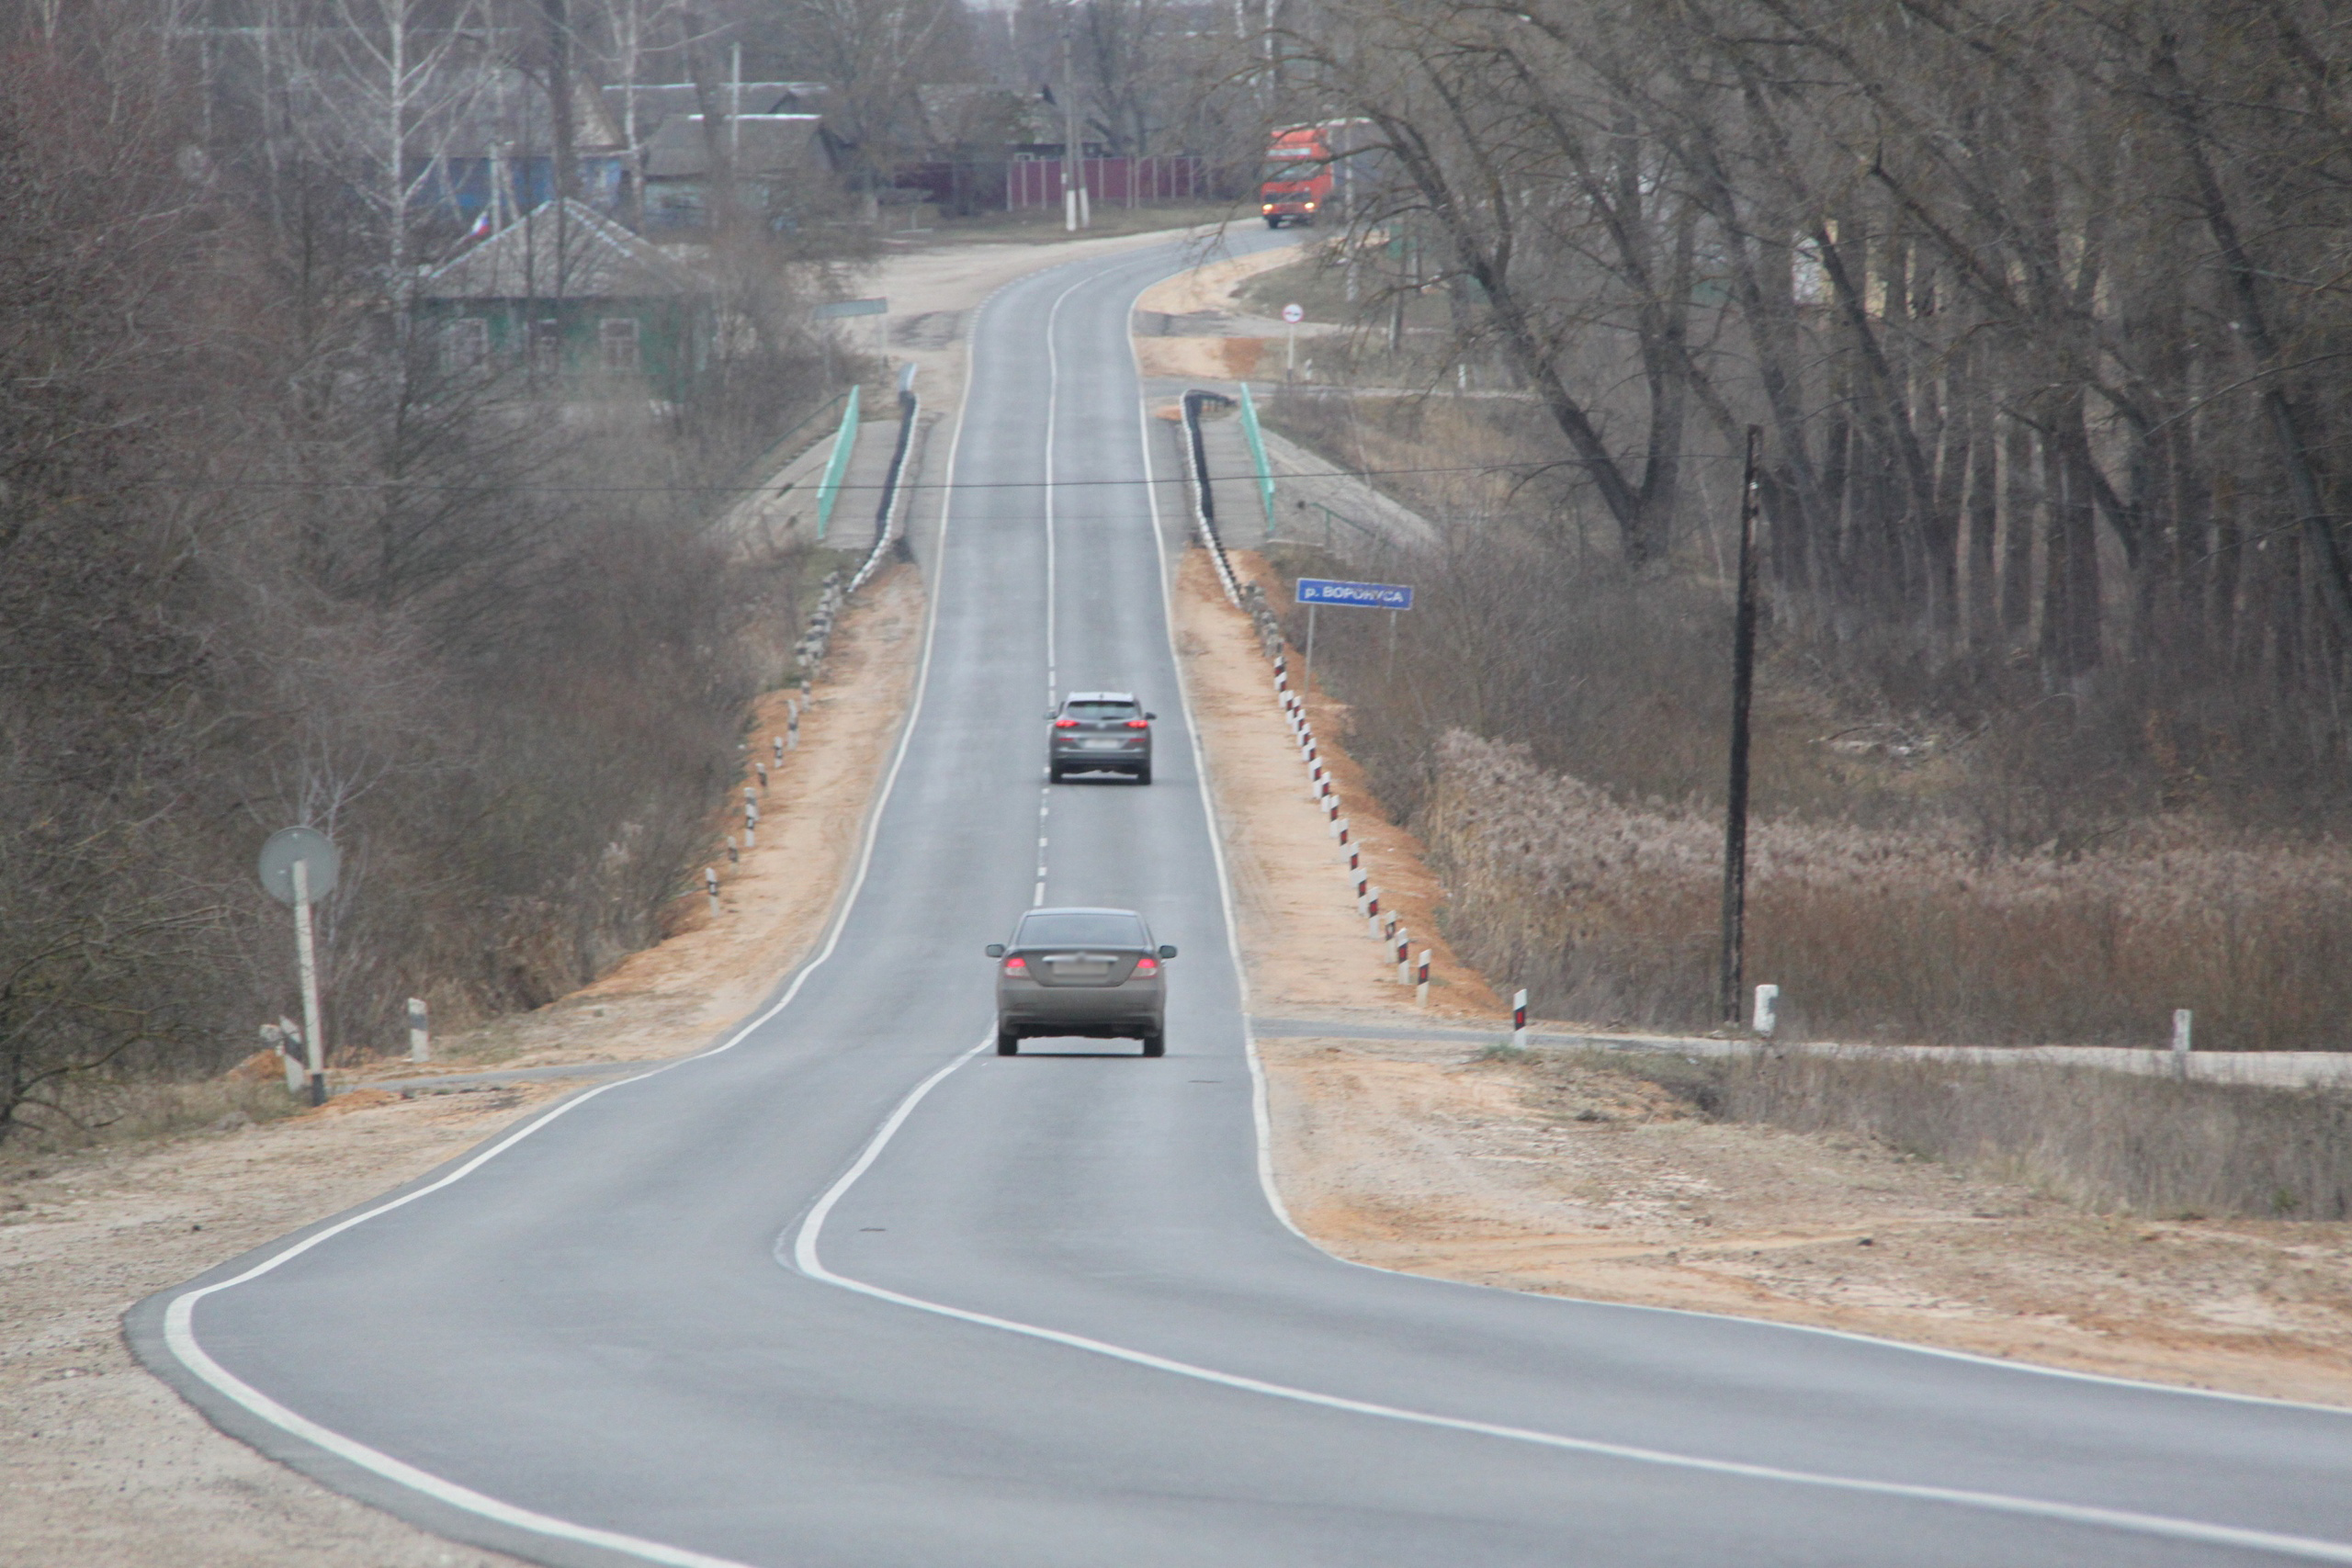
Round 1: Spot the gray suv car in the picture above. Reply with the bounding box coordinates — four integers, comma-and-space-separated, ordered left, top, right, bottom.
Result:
988, 907, 1175, 1056
1048, 692, 1155, 784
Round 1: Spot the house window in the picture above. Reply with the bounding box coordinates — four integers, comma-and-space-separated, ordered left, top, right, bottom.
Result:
599, 317, 641, 373
529, 318, 562, 376
443, 317, 489, 373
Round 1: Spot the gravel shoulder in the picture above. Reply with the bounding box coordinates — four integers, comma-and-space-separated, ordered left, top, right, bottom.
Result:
1169, 520, 2352, 1410
0, 564, 925, 1567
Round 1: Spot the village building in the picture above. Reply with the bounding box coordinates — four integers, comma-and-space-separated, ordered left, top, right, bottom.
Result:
412, 198, 709, 400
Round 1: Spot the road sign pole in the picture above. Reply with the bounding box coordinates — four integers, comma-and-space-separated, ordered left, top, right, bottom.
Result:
1303, 603, 1318, 694
291, 858, 327, 1106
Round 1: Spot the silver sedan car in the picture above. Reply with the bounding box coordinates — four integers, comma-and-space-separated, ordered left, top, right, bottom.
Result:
987, 907, 1175, 1056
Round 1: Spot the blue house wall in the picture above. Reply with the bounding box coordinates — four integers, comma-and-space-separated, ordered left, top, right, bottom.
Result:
414, 157, 629, 225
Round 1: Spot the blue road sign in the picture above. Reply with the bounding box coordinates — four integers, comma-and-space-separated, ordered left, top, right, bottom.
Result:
1295, 577, 1414, 609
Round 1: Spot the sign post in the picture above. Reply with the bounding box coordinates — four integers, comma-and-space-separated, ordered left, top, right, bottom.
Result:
259, 828, 340, 1107
1294, 577, 1415, 694
1282, 301, 1305, 374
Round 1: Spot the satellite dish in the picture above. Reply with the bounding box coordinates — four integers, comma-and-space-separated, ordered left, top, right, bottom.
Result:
258, 828, 340, 907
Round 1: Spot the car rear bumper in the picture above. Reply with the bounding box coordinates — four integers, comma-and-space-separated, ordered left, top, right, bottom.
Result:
998, 981, 1163, 1034
1051, 741, 1149, 767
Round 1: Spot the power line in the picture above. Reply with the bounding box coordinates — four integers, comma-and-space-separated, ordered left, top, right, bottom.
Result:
103, 454, 1747, 499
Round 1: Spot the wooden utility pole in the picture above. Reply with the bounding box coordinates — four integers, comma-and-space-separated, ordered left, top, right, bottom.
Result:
1718, 426, 1763, 1027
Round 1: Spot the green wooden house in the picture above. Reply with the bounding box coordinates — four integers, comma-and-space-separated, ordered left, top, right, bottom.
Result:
413, 198, 710, 400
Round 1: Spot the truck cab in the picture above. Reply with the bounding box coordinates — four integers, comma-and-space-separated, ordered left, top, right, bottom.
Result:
1259, 125, 1333, 228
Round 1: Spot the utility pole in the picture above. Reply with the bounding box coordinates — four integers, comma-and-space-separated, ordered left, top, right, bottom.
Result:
1717, 427, 1764, 1027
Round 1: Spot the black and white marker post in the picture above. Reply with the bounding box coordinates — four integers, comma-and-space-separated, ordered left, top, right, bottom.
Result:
258, 827, 340, 1106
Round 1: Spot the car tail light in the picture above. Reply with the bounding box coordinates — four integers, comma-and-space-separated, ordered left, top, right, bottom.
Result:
1001, 955, 1027, 972
1125, 718, 1148, 728
1133, 957, 1159, 975
1054, 718, 1078, 728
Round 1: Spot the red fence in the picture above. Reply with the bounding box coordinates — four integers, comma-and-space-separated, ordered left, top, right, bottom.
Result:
1005, 156, 1205, 209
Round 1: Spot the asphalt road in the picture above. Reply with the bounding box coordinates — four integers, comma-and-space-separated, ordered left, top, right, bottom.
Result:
134, 233, 2352, 1568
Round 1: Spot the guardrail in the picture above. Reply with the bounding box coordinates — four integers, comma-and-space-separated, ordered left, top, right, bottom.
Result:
814, 384, 863, 540
797, 367, 919, 682
1180, 389, 1244, 608
1182, 387, 1428, 997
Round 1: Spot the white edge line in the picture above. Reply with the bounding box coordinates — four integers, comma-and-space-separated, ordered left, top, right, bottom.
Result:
776, 241, 2352, 1565
1128, 285, 1303, 1242
1108, 248, 2352, 1431
146, 265, 1025, 1568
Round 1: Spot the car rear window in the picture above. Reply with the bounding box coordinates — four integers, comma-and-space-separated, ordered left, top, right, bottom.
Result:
1015, 911, 1149, 949
1063, 700, 1138, 719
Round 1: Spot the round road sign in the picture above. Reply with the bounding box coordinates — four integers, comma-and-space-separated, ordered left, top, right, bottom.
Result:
1282, 302, 1306, 324
259, 827, 341, 907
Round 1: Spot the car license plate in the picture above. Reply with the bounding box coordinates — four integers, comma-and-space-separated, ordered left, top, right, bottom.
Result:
1052, 959, 1111, 978
1081, 739, 1124, 750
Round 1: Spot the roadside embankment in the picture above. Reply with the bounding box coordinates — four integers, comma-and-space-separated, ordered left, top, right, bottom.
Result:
0, 563, 925, 1567
1168, 500, 2352, 1406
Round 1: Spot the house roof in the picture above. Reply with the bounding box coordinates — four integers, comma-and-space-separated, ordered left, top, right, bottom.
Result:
413, 69, 627, 156
416, 199, 703, 301
642, 114, 828, 180
602, 83, 827, 144
915, 84, 1053, 146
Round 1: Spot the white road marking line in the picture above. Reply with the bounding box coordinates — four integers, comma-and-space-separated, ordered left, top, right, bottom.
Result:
152, 239, 2351, 1568
149, 261, 1036, 1568
789, 1033, 2352, 1566
772, 247, 2352, 1568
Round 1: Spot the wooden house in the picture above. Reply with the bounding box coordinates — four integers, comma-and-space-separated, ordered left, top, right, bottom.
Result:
413, 199, 709, 400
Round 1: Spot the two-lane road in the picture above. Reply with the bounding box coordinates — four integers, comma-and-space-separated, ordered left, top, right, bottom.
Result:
134, 234, 2352, 1568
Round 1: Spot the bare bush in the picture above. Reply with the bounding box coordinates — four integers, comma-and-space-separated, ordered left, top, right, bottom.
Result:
0, 6, 846, 1142
1428, 732, 2352, 1049
1600, 1049, 2352, 1223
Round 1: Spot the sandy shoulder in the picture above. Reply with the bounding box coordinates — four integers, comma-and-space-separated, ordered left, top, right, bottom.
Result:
0, 563, 925, 1567
1170, 521, 2352, 1408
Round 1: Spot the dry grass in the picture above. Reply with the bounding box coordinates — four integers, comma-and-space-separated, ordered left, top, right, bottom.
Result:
0, 1069, 304, 1164
1428, 731, 2352, 1048
1586, 1046, 2352, 1222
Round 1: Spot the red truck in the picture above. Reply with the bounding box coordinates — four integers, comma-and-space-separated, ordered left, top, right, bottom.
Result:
1258, 120, 1380, 229
1259, 124, 1331, 228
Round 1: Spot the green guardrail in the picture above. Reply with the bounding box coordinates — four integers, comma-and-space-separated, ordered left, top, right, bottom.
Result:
1238, 381, 1277, 537
814, 382, 862, 540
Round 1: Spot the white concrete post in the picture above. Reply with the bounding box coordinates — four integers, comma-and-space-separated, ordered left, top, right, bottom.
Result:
706, 865, 720, 915
406, 997, 430, 1063
290, 858, 327, 1106
1512, 989, 1528, 1048
2172, 1009, 2192, 1077
1396, 928, 1411, 985
266, 1021, 304, 1095
1754, 984, 1780, 1040
1415, 950, 1431, 1008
